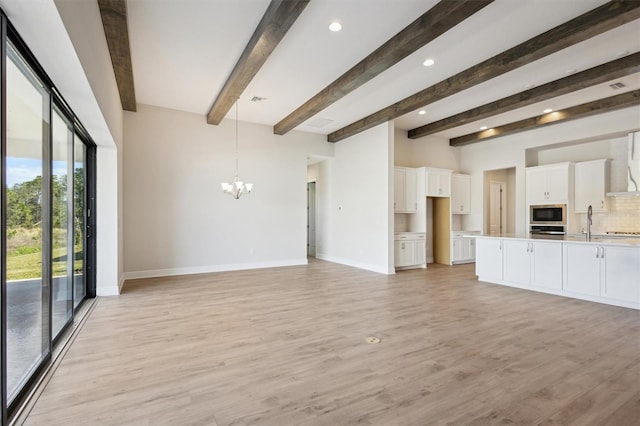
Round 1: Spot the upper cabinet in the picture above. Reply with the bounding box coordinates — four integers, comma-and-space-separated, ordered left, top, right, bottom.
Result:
425, 167, 452, 197
526, 163, 572, 205
574, 159, 610, 213
451, 173, 471, 214
394, 167, 417, 213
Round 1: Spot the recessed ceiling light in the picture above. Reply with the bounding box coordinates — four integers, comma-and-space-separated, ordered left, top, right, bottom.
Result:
543, 108, 553, 113
565, 69, 577, 75
329, 21, 342, 32
480, 126, 488, 130
615, 50, 629, 57
423, 58, 435, 67
524, 83, 534, 89
418, 110, 426, 115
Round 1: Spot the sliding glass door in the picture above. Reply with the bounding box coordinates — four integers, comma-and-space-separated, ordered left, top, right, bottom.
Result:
73, 138, 86, 308
51, 108, 73, 338
5, 41, 51, 405
1, 26, 96, 419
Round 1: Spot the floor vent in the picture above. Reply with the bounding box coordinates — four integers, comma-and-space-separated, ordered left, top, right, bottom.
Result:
609, 82, 626, 90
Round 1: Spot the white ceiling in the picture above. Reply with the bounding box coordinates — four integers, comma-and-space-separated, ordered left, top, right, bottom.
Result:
126, 0, 640, 141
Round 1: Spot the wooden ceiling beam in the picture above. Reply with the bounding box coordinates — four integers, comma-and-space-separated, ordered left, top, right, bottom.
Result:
328, 0, 640, 143
98, 0, 137, 112
273, 0, 495, 135
207, 0, 309, 125
409, 53, 640, 139
449, 90, 640, 147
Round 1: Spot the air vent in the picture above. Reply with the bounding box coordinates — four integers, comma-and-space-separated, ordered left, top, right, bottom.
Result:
609, 82, 626, 90
250, 96, 267, 102
306, 117, 334, 128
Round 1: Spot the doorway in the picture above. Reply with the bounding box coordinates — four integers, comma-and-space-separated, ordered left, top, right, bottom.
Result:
307, 182, 316, 257
489, 181, 506, 235
485, 167, 516, 235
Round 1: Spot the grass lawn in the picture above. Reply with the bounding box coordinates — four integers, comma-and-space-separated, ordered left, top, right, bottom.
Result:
6, 246, 82, 281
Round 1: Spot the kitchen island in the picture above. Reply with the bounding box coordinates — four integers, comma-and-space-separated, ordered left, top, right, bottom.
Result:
474, 234, 640, 310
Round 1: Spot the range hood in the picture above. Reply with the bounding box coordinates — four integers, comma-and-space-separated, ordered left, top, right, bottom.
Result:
606, 131, 640, 197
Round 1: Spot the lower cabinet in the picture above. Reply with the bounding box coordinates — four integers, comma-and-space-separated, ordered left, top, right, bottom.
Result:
452, 234, 477, 264
476, 237, 639, 309
564, 243, 640, 301
475, 238, 503, 282
503, 240, 562, 290
394, 233, 426, 269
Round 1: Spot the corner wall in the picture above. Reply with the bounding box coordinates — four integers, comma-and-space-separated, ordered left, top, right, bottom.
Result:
123, 104, 333, 278
316, 123, 394, 274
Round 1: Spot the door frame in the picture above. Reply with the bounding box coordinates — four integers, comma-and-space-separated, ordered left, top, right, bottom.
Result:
306, 181, 317, 257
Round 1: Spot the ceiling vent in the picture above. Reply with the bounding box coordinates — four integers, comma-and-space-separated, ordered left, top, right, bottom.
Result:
306, 117, 334, 128
250, 96, 267, 102
609, 82, 626, 90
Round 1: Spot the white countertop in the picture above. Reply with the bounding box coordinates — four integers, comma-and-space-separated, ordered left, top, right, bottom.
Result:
474, 233, 640, 247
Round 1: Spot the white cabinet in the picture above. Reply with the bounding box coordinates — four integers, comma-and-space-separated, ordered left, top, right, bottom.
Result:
564, 243, 640, 302
601, 246, 640, 303
451, 173, 471, 214
503, 240, 562, 290
574, 159, 609, 213
394, 167, 417, 213
394, 233, 425, 268
425, 168, 452, 197
476, 237, 503, 282
564, 243, 604, 296
452, 232, 477, 264
526, 163, 572, 204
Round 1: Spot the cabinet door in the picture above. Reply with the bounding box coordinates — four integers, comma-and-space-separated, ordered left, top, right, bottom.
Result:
451, 174, 470, 214
476, 238, 503, 281
531, 241, 563, 290
452, 237, 462, 262
394, 168, 405, 212
438, 172, 451, 197
601, 246, 640, 303
413, 239, 425, 265
503, 240, 531, 286
526, 168, 549, 204
405, 168, 417, 212
546, 165, 569, 202
564, 243, 600, 296
574, 161, 608, 213
395, 240, 410, 267
468, 237, 476, 261
426, 171, 440, 197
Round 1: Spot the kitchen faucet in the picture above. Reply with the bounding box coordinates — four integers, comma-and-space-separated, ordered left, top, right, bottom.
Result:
586, 205, 592, 241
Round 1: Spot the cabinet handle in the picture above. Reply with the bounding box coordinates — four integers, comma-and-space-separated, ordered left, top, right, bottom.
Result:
601, 200, 604, 208
600, 247, 604, 259
596, 247, 600, 259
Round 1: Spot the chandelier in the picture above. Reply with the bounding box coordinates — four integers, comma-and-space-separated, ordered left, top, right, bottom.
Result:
220, 99, 252, 199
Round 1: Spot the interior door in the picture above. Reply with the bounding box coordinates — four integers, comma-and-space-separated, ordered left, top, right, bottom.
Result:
489, 182, 504, 235
307, 182, 316, 256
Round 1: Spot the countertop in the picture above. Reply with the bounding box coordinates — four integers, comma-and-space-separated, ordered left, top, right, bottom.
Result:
473, 233, 640, 247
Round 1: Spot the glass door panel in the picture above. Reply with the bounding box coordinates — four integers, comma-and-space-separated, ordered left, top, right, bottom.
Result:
73, 136, 86, 308
51, 108, 73, 338
5, 43, 50, 403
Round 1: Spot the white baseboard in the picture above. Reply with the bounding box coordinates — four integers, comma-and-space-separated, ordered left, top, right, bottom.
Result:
315, 253, 393, 275
96, 285, 120, 297
122, 258, 309, 281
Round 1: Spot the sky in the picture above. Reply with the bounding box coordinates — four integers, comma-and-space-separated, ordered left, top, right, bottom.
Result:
6, 157, 70, 188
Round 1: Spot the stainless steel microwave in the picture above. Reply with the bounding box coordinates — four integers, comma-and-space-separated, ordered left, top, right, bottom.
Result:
530, 204, 566, 225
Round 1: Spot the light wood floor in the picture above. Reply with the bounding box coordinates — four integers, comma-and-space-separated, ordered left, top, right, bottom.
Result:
24, 259, 640, 425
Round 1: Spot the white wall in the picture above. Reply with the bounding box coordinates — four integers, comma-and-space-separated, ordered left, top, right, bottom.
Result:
394, 128, 459, 170
1, 0, 124, 295
123, 104, 332, 278
316, 123, 394, 274
459, 107, 640, 234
